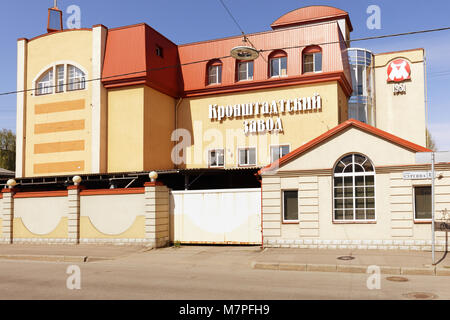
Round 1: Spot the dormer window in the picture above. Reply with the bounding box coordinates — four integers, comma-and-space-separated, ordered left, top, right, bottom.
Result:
237, 61, 254, 81
269, 50, 287, 78
35, 63, 86, 96
207, 60, 222, 85
303, 46, 323, 73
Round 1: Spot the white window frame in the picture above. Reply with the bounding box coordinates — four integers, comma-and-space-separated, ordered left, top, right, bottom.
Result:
413, 185, 432, 222
237, 61, 254, 81
33, 61, 88, 96
36, 68, 54, 96
208, 149, 225, 168
332, 153, 376, 223
238, 147, 257, 167
303, 52, 323, 74
67, 65, 86, 91
270, 144, 291, 163
208, 64, 222, 85
282, 189, 299, 223
270, 56, 287, 78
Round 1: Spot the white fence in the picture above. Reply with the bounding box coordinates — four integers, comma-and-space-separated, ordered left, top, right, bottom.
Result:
169, 188, 261, 244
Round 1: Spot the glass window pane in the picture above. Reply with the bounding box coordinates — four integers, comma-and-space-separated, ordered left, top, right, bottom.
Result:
314, 52, 322, 72
280, 145, 290, 157
366, 176, 374, 186
335, 210, 344, 220
354, 154, 366, 165
344, 199, 353, 209
334, 187, 343, 198
271, 59, 279, 77
356, 210, 365, 220
248, 61, 254, 80
283, 191, 298, 221
341, 155, 352, 166
365, 198, 375, 209
280, 57, 287, 76
239, 149, 246, 165
270, 146, 280, 162
355, 198, 365, 208
366, 209, 375, 220
355, 187, 365, 197
334, 177, 343, 187
344, 210, 353, 220
344, 187, 353, 197
366, 186, 375, 197
334, 162, 345, 173
344, 176, 353, 187
249, 148, 256, 165
415, 186, 431, 219
335, 199, 343, 209
355, 176, 364, 186
363, 160, 374, 172
218, 66, 222, 83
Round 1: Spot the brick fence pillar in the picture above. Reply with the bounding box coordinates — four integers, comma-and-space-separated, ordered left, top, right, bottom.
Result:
67, 185, 83, 244
144, 182, 170, 248
1, 188, 15, 244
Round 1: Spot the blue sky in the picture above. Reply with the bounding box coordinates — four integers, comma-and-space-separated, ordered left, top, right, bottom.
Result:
0, 0, 449, 150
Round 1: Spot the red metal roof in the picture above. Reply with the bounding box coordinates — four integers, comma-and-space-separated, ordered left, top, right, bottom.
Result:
102, 24, 182, 97
260, 119, 431, 174
271, 6, 353, 32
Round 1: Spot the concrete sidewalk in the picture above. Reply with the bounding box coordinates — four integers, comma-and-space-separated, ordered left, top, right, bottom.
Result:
253, 248, 450, 276
0, 244, 149, 263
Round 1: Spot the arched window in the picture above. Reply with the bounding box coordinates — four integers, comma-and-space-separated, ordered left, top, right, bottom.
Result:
303, 46, 322, 73
333, 153, 375, 221
35, 63, 86, 96
36, 68, 54, 95
67, 65, 86, 91
269, 50, 287, 77
207, 60, 222, 85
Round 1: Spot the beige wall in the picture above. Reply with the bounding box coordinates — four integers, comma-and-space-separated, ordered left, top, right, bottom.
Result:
108, 85, 176, 173
23, 30, 94, 177
178, 81, 346, 168
13, 196, 68, 239
374, 49, 426, 147
262, 126, 450, 250
80, 193, 145, 239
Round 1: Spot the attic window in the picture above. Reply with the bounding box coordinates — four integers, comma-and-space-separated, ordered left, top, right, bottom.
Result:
156, 46, 163, 58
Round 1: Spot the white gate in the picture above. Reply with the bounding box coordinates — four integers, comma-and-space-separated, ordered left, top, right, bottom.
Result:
169, 188, 261, 245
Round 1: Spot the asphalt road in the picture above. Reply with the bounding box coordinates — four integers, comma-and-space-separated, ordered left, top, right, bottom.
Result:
0, 246, 449, 300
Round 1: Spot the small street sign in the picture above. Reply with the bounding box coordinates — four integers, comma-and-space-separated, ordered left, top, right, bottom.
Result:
402, 171, 432, 180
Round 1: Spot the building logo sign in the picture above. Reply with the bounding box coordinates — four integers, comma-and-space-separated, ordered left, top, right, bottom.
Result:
208, 94, 322, 134
387, 59, 411, 83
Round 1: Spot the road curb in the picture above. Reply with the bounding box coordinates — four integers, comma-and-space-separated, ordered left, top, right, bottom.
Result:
252, 262, 448, 276
0, 254, 111, 263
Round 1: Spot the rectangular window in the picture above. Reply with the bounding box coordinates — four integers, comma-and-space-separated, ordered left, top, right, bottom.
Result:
414, 186, 431, 220
283, 190, 298, 222
238, 61, 253, 81
56, 65, 65, 93
238, 148, 256, 166
270, 145, 290, 162
156, 46, 163, 57
209, 149, 224, 167
270, 57, 287, 77
208, 65, 222, 85
303, 52, 322, 73
67, 66, 85, 91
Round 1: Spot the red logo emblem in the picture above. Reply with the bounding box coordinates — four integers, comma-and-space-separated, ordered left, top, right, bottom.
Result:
387, 59, 411, 82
